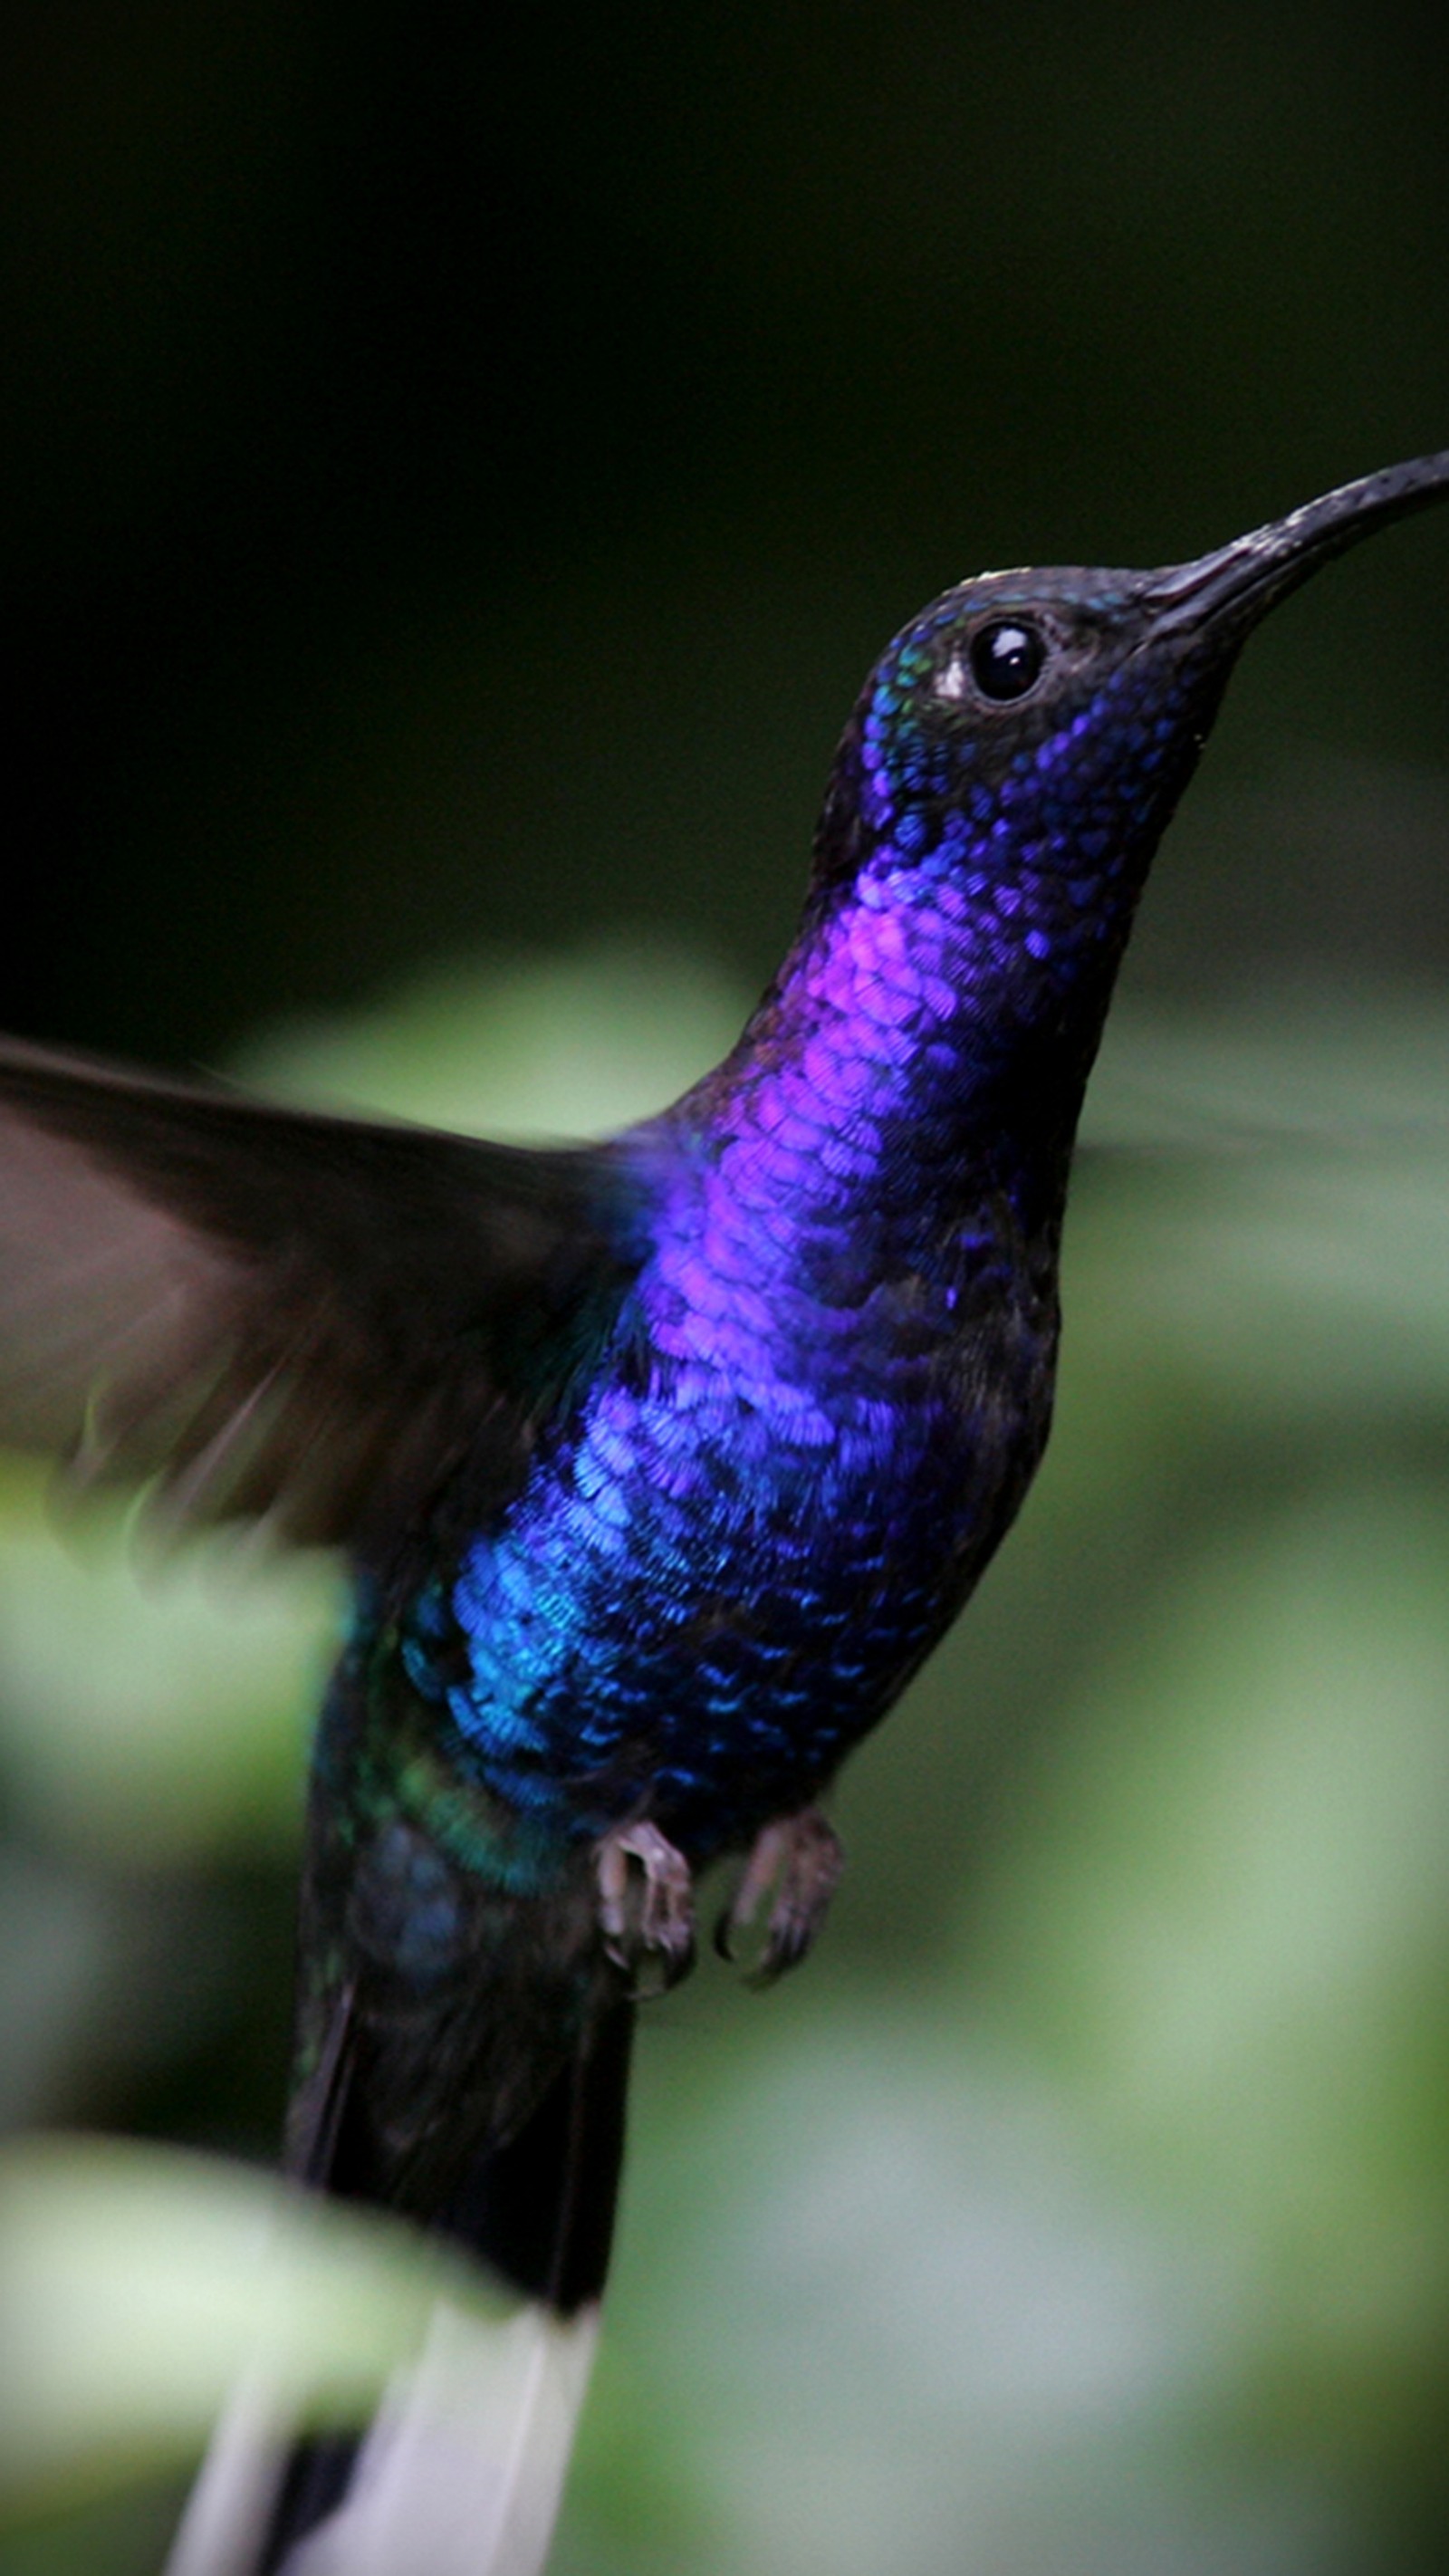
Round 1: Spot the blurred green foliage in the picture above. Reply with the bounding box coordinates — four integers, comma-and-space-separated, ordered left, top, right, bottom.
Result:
5, 5, 1449, 2570
4, 948, 1449, 2574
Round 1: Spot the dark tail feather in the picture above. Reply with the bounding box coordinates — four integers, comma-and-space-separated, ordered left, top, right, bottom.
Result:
442, 1994, 634, 2312
167, 2003, 636, 2576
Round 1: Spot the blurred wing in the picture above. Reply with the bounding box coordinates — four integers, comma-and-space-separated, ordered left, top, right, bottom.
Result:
0, 1038, 636, 1548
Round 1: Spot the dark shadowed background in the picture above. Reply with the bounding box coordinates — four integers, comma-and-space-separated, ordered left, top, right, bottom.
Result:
5, 5, 1449, 2571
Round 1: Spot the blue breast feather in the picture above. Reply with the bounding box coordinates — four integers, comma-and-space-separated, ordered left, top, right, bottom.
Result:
393, 648, 1185, 1853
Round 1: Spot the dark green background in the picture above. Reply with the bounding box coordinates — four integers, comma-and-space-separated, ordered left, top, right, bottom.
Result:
5, 7, 1449, 2573
6, 0, 1449, 1060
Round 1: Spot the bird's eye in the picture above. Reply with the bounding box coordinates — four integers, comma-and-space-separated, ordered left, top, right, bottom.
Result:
969, 620, 1046, 702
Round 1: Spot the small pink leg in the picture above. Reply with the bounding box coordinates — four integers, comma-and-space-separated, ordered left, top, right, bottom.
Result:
716, 1806, 844, 1984
595, 1819, 696, 1990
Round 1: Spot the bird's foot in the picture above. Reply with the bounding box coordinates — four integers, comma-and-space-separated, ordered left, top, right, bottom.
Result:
716, 1805, 844, 1985
595, 1819, 696, 1993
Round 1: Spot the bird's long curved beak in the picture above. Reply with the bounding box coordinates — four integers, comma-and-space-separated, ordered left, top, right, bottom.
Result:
1141, 448, 1449, 639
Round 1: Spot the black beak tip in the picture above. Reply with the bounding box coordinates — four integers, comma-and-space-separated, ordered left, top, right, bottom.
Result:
1144, 447, 1449, 642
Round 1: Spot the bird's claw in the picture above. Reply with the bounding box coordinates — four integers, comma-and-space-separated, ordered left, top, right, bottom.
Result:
715, 1806, 844, 1985
596, 1820, 696, 1993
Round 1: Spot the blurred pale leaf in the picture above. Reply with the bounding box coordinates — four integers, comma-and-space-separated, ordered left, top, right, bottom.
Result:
0, 2135, 504, 2514
231, 942, 751, 1135
0, 1465, 338, 1862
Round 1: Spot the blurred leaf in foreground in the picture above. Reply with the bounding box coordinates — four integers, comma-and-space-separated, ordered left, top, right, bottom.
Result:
0, 2135, 504, 2516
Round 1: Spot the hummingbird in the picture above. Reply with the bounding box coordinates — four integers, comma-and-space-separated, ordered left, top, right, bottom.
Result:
0, 452, 1446, 2574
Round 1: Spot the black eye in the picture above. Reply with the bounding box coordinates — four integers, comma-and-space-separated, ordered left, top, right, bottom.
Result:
969, 619, 1046, 702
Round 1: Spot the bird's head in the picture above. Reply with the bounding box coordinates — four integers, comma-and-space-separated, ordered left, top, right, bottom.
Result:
811, 453, 1449, 976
